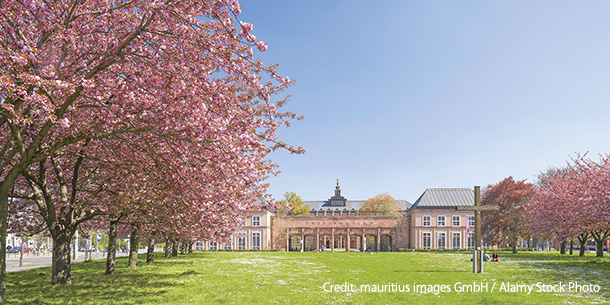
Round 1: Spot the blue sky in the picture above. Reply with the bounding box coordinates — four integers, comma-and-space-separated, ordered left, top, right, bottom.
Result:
239, 1, 610, 202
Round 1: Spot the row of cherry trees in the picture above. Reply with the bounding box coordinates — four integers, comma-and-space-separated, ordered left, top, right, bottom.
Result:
527, 154, 610, 257
1, 0, 301, 299
481, 154, 610, 257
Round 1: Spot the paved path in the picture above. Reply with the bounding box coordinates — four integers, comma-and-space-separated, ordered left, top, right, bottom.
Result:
6, 251, 133, 273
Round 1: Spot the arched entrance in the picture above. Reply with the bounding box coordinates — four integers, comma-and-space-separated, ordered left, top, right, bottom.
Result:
288, 234, 302, 252
365, 235, 378, 252
380, 235, 392, 252
304, 236, 317, 251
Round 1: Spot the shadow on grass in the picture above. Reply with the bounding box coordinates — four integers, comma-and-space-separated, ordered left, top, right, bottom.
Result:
4, 253, 212, 305
392, 269, 462, 273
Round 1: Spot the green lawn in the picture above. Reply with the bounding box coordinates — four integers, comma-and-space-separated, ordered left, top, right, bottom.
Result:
4, 251, 609, 304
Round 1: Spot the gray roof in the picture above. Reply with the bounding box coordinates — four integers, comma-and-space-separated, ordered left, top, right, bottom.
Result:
410, 188, 474, 208
304, 200, 412, 211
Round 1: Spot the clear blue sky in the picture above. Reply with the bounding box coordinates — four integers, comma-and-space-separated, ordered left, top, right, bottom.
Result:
239, 0, 610, 202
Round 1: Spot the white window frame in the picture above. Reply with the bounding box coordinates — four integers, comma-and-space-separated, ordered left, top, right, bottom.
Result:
437, 215, 446, 227
209, 242, 217, 250
437, 232, 446, 249
467, 235, 475, 249
422, 215, 431, 227
252, 215, 261, 227
238, 233, 246, 250
452, 232, 461, 249
252, 232, 261, 250
223, 243, 232, 250
422, 232, 431, 250
468, 215, 475, 227
452, 215, 461, 227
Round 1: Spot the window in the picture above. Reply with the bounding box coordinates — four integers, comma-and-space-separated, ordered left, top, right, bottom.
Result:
452, 232, 461, 249
252, 232, 261, 250
252, 215, 261, 227
223, 243, 232, 250
238, 234, 246, 250
331, 199, 344, 206
452, 215, 461, 227
437, 232, 446, 249
209, 242, 217, 250
467, 236, 475, 249
423, 215, 431, 227
437, 215, 446, 227
195, 242, 204, 251
468, 215, 475, 228
422, 233, 431, 249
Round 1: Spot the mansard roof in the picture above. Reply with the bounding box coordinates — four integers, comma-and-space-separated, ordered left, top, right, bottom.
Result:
410, 188, 474, 208
304, 199, 412, 211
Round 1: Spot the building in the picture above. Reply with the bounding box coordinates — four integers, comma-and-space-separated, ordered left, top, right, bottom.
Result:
408, 188, 476, 250
197, 182, 476, 251
195, 209, 274, 250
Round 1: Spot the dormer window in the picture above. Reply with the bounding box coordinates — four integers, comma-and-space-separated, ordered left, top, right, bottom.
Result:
252, 215, 261, 227
327, 179, 347, 206
330, 199, 344, 206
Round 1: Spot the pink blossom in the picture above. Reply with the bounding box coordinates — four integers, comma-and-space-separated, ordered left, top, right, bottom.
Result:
256, 40, 268, 52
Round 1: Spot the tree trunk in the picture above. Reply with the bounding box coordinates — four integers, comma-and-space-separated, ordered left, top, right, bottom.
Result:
0, 190, 10, 300
591, 230, 608, 258
578, 234, 588, 257
511, 244, 517, 254
560, 240, 566, 254
128, 225, 139, 269
180, 241, 187, 255
569, 239, 573, 255
187, 241, 193, 254
105, 220, 118, 275
171, 239, 178, 257
146, 237, 155, 264
164, 237, 172, 258
51, 231, 73, 285
19, 238, 25, 267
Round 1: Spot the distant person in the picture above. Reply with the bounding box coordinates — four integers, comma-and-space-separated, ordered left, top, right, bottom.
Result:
492, 251, 499, 262
483, 250, 491, 262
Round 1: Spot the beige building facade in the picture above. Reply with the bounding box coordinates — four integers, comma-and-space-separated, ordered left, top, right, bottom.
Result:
409, 208, 475, 250
195, 210, 274, 250
197, 186, 477, 251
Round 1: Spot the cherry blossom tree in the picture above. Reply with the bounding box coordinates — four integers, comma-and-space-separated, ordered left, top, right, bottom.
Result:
0, 0, 301, 297
566, 155, 610, 257
7, 194, 46, 267
527, 154, 610, 257
481, 177, 536, 253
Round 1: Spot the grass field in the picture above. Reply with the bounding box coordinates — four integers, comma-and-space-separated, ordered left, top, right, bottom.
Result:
4, 251, 609, 304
